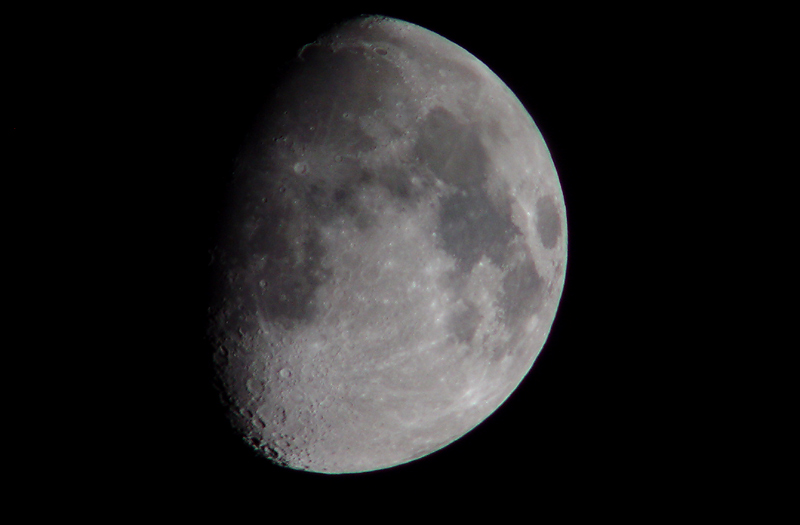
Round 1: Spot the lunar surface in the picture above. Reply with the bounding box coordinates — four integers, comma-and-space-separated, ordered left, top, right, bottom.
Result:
207, 15, 567, 473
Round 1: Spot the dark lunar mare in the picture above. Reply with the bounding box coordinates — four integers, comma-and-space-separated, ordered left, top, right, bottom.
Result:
213, 31, 548, 367
212, 41, 416, 333
536, 196, 562, 249
413, 107, 546, 335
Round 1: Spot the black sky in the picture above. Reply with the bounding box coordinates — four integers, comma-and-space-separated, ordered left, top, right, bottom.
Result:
11, 4, 749, 514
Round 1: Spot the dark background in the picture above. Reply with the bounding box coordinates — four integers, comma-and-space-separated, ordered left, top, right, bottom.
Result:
11, 3, 764, 514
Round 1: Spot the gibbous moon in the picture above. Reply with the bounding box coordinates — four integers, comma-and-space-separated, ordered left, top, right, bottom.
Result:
207, 15, 567, 473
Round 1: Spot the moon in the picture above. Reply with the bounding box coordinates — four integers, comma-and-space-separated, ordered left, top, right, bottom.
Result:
207, 15, 567, 474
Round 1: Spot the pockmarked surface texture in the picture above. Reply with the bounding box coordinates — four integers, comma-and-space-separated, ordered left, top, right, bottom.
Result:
207, 16, 567, 473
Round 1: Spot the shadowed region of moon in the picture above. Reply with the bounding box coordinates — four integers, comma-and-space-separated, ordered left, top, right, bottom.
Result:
207, 15, 567, 474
